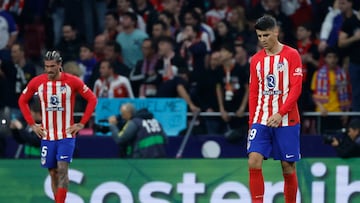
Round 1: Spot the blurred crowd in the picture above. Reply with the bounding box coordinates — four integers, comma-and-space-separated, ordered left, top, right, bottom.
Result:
1, 0, 360, 146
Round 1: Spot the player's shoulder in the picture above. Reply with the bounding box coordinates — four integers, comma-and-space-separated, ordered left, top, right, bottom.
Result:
282, 45, 300, 56
250, 49, 266, 63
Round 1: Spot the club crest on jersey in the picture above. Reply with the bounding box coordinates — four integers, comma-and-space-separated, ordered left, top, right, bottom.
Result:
266, 74, 276, 89
60, 86, 67, 94
277, 62, 285, 72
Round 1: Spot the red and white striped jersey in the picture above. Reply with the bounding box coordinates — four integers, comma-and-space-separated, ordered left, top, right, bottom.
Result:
93, 74, 134, 98
249, 45, 303, 127
18, 73, 97, 140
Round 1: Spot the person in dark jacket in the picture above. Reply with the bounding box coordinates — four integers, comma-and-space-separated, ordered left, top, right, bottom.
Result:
331, 118, 360, 158
108, 103, 167, 158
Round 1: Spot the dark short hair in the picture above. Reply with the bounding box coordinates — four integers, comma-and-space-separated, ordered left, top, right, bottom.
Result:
123, 11, 137, 24
220, 42, 236, 56
106, 10, 119, 23
80, 43, 94, 52
153, 20, 168, 30
349, 119, 360, 130
100, 59, 115, 70
157, 36, 175, 47
44, 50, 62, 63
106, 41, 122, 54
323, 47, 339, 57
254, 15, 277, 31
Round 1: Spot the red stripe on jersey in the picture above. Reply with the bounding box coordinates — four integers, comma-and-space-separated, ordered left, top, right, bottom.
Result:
268, 56, 274, 118
61, 81, 67, 138
52, 81, 58, 140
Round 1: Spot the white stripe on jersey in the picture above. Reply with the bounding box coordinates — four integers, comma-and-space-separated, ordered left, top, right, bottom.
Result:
56, 81, 63, 139
65, 84, 71, 138
47, 81, 55, 140
272, 55, 280, 117
282, 58, 289, 126
261, 56, 271, 125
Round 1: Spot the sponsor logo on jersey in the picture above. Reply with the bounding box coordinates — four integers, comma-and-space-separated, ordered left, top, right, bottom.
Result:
293, 67, 303, 76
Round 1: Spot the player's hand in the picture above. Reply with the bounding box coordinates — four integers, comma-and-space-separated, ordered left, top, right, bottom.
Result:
266, 113, 282, 127
30, 124, 47, 138
66, 123, 84, 135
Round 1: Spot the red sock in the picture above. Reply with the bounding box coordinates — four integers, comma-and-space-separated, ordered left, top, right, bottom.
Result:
55, 188, 67, 203
283, 172, 298, 203
249, 168, 264, 203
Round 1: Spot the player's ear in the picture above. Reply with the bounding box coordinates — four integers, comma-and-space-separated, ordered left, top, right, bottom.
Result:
273, 26, 280, 36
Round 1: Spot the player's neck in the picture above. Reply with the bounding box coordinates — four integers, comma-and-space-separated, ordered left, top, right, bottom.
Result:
48, 72, 62, 81
265, 42, 283, 56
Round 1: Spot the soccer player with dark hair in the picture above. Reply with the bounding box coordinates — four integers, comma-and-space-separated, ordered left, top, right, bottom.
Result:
248, 15, 303, 203
18, 51, 97, 203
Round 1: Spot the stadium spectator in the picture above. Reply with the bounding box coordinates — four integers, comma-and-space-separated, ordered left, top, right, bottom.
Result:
130, 38, 160, 97
103, 11, 120, 41
151, 20, 168, 38
134, 0, 158, 34
212, 19, 237, 51
93, 34, 107, 61
0, 43, 36, 120
116, 11, 148, 69
178, 24, 208, 83
117, 0, 146, 32
205, 0, 231, 28
338, 0, 360, 117
56, 23, 84, 63
158, 10, 178, 37
182, 8, 215, 43
311, 47, 351, 134
93, 59, 134, 98
215, 43, 249, 134
176, 22, 210, 55
318, 0, 341, 52
88, 41, 130, 89
330, 118, 360, 158
253, 0, 295, 46
193, 51, 223, 134
296, 23, 319, 112
0, 0, 18, 61
77, 44, 97, 85
155, 36, 200, 113
161, 0, 181, 30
